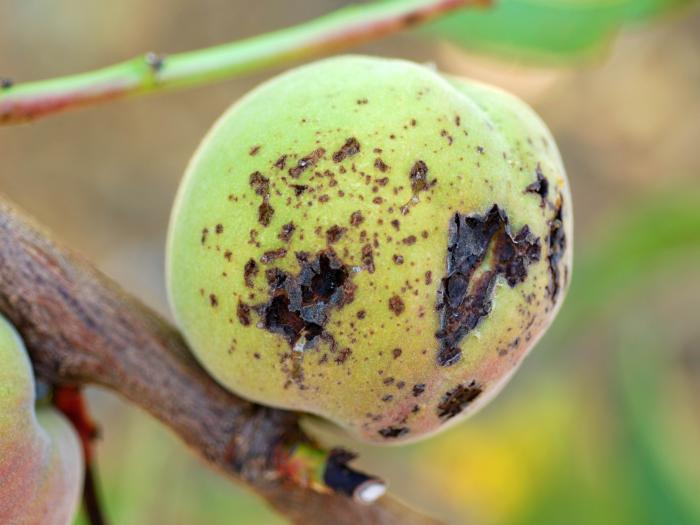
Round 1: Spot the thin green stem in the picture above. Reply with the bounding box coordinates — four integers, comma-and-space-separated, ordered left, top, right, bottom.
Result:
0, 0, 486, 125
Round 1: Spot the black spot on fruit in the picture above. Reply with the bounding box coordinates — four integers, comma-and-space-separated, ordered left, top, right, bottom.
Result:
546, 199, 567, 302
436, 205, 541, 366
525, 164, 549, 205
437, 381, 482, 420
378, 426, 410, 439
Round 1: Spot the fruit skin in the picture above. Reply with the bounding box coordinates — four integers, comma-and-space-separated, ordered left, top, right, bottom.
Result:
167, 55, 572, 444
0, 316, 83, 525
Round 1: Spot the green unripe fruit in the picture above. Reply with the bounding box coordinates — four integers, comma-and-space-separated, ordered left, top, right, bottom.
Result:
0, 316, 83, 524
167, 55, 572, 443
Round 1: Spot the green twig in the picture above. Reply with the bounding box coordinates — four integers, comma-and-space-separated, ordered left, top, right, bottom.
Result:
0, 0, 486, 125
281, 443, 386, 504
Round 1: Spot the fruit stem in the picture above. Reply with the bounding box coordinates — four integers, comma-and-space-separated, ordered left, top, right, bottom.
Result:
0, 0, 489, 125
282, 444, 386, 504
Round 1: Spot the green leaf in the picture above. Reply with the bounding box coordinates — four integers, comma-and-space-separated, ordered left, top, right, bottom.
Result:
425, 0, 697, 64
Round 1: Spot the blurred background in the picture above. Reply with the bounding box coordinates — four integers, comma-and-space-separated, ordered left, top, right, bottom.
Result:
1, 1, 699, 524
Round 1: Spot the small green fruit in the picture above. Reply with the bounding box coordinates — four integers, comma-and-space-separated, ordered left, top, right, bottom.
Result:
0, 315, 83, 524
167, 55, 572, 443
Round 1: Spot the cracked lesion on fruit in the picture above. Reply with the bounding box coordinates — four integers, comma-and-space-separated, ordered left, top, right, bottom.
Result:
437, 380, 483, 420
255, 251, 357, 385
546, 198, 567, 302
435, 205, 541, 366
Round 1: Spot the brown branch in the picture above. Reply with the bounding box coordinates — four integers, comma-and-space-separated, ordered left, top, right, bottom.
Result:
0, 195, 443, 524
0, 0, 487, 126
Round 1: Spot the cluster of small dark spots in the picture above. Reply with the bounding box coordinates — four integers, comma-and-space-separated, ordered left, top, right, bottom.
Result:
250, 171, 275, 227
200, 228, 209, 245
392, 348, 402, 359
249, 145, 261, 156
350, 211, 364, 227
209, 294, 219, 307
326, 225, 347, 244
237, 301, 251, 326
336, 348, 352, 364
412, 384, 426, 397
375, 177, 389, 187
289, 148, 325, 177
244, 259, 259, 287
374, 158, 389, 172
361, 244, 375, 273
402, 235, 416, 245
383, 377, 395, 385
318, 194, 330, 203
260, 248, 288, 264
389, 295, 405, 315
278, 222, 296, 242
437, 381, 483, 420
392, 254, 404, 265
476, 146, 485, 154
332, 137, 360, 163
378, 426, 409, 439
455, 115, 461, 126
440, 129, 454, 145
357, 98, 368, 105
381, 394, 394, 402
356, 310, 366, 320
215, 224, 224, 234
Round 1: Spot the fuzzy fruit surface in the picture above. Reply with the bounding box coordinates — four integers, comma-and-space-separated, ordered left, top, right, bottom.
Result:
0, 316, 83, 524
167, 55, 572, 443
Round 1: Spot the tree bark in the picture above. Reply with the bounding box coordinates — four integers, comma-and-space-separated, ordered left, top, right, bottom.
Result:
0, 195, 443, 524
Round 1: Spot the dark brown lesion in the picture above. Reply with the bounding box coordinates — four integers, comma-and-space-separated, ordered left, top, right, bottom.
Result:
409, 160, 434, 194
243, 259, 258, 288
524, 163, 549, 205
257, 251, 356, 354
289, 148, 325, 178
249, 171, 275, 227
435, 205, 541, 366
332, 137, 360, 163
546, 199, 567, 302
437, 381, 482, 420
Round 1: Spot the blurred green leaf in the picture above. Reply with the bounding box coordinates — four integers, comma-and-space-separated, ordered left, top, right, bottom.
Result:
613, 325, 700, 525
425, 0, 697, 64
